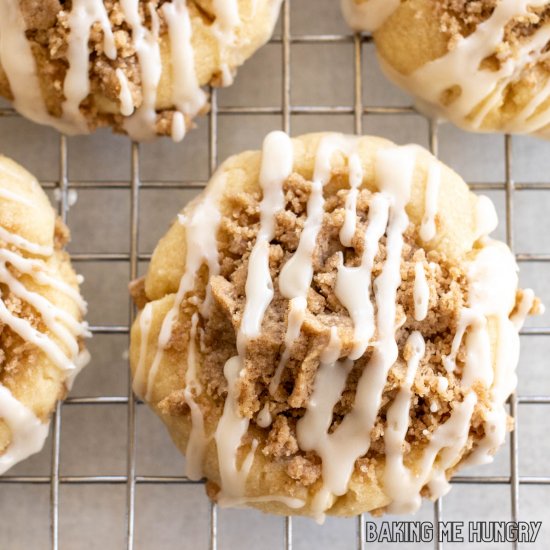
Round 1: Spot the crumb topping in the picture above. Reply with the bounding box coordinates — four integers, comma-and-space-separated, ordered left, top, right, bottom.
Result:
155, 166, 498, 487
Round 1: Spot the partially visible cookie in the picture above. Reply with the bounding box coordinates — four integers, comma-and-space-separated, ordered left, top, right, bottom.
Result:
0, 0, 282, 141
0, 156, 89, 474
341, 0, 550, 138
130, 131, 539, 520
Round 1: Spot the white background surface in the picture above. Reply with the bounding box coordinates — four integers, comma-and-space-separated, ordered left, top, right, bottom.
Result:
0, 0, 549, 548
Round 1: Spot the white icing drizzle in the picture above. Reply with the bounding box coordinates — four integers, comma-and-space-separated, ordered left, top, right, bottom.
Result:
139, 133, 294, 501
382, 326, 483, 513
274, 135, 362, 390
162, 0, 208, 143
216, 131, 294, 501
463, 315, 493, 388
121, 0, 244, 140
463, 242, 522, 465
0, 385, 50, 475
121, 0, 162, 141
0, 224, 53, 257
278, 185, 322, 297
279, 136, 361, 299
171, 111, 186, 143
413, 262, 429, 322
256, 402, 272, 428
0, 248, 87, 315
219, 64, 235, 87
294, 144, 418, 522
214, 356, 257, 501
64, 0, 117, 132
339, 154, 364, 247
0, 263, 83, 355
442, 308, 479, 374
436, 239, 522, 470
340, 0, 400, 32
58, 340, 90, 393
116, 68, 135, 117
475, 195, 499, 239
213, 0, 241, 31
296, 327, 354, 522
382, 331, 425, 512
507, 75, 550, 133
160, 0, 251, 140
0, 264, 85, 374
0, 189, 89, 473
337, 144, 416, 364
142, 171, 226, 401
437, 376, 449, 393
445, 242, 519, 388
385, 389, 478, 513
268, 296, 306, 395
210, 0, 243, 88
0, 188, 33, 207
218, 494, 305, 509
239, 132, 293, 349
372, 0, 550, 135
419, 160, 441, 242
335, 193, 389, 360
0, 0, 74, 133
0, 0, 120, 134
132, 302, 153, 398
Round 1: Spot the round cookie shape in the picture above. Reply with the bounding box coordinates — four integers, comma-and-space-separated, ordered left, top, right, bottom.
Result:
129, 132, 537, 520
341, 0, 550, 138
0, 156, 89, 474
0, 0, 282, 141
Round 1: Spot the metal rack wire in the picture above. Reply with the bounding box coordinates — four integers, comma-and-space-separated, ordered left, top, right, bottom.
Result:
0, 1, 549, 548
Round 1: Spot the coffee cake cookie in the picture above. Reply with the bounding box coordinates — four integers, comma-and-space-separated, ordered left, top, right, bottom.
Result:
0, 0, 282, 141
341, 0, 550, 138
129, 132, 538, 520
0, 156, 89, 474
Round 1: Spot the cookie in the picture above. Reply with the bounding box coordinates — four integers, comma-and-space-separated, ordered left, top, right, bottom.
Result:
0, 0, 282, 141
0, 156, 89, 474
130, 132, 538, 520
341, 0, 550, 137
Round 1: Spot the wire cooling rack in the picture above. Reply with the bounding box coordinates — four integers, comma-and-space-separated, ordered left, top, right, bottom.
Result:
0, 1, 549, 548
